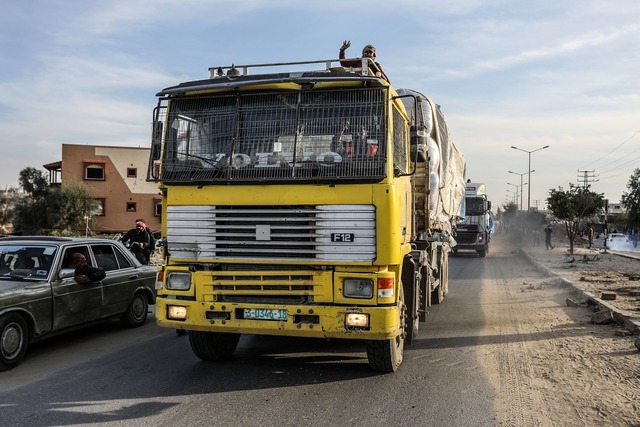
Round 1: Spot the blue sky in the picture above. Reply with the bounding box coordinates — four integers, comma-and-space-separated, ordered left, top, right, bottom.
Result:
1, 0, 639, 208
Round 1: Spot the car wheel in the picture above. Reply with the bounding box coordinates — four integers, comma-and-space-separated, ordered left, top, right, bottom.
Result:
0, 313, 29, 371
121, 293, 149, 328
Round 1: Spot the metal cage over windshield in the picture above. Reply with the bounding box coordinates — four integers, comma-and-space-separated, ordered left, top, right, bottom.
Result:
149, 87, 388, 183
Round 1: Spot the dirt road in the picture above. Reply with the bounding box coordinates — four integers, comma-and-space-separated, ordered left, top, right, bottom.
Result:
476, 235, 640, 426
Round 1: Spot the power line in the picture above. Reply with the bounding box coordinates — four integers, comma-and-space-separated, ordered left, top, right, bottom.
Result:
584, 129, 640, 170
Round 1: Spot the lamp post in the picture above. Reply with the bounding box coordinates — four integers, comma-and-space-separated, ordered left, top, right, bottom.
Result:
507, 182, 527, 210
508, 170, 534, 211
506, 183, 519, 207
511, 145, 549, 210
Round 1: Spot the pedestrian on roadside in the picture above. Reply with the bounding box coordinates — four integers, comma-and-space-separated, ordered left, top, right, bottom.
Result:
544, 225, 554, 250
587, 225, 594, 249
120, 220, 151, 264
134, 218, 156, 264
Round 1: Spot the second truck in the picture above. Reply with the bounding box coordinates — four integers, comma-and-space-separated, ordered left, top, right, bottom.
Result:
454, 182, 493, 257
148, 57, 466, 372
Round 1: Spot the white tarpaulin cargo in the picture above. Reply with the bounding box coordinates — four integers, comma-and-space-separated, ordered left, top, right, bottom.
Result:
397, 88, 466, 234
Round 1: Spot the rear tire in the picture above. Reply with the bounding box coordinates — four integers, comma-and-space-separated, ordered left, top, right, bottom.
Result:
366, 288, 405, 372
189, 332, 240, 361
0, 313, 29, 371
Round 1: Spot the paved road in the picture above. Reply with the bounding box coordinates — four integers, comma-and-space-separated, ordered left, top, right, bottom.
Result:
0, 250, 545, 426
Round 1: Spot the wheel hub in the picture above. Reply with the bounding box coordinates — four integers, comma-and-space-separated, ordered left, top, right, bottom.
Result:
1, 324, 22, 358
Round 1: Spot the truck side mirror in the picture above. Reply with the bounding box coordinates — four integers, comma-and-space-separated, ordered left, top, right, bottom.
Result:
410, 125, 428, 163
487, 201, 492, 210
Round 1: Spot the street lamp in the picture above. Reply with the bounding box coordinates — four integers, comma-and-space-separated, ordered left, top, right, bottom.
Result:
511, 145, 549, 210
506, 183, 519, 207
508, 170, 534, 211
507, 182, 527, 210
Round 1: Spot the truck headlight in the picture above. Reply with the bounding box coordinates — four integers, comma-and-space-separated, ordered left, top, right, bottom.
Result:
167, 305, 187, 320
343, 278, 374, 299
166, 272, 191, 290
345, 312, 370, 328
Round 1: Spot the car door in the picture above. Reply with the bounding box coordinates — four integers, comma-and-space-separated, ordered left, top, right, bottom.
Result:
90, 243, 145, 318
51, 245, 104, 331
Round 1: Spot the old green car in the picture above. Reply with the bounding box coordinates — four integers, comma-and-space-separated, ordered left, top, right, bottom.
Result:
0, 236, 157, 371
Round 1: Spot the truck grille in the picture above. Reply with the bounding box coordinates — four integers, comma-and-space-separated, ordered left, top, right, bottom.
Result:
167, 205, 376, 262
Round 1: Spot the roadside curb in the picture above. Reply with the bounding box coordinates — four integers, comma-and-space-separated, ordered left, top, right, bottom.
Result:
520, 249, 640, 335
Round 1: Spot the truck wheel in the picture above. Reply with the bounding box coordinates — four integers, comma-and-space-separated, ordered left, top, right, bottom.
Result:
0, 313, 29, 372
366, 289, 405, 372
189, 332, 240, 361
477, 249, 487, 257
121, 293, 148, 328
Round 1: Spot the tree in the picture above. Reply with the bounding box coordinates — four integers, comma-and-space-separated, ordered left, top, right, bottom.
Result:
12, 167, 99, 235
546, 187, 605, 254
13, 168, 51, 234
621, 168, 640, 230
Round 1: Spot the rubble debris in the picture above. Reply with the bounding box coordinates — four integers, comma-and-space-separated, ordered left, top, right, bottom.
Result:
591, 309, 614, 324
565, 298, 583, 307
635, 338, 640, 351
600, 292, 617, 301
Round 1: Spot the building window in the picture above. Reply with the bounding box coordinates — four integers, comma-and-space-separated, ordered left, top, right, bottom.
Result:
85, 163, 105, 180
94, 198, 106, 216
154, 201, 162, 217
126, 202, 137, 212
127, 168, 137, 178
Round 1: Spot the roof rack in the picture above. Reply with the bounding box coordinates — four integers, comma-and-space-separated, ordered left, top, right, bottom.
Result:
207, 57, 383, 79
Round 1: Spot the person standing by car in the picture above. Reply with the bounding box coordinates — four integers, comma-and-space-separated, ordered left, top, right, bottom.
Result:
69, 253, 105, 284
120, 221, 151, 264
544, 225, 554, 250
134, 218, 156, 264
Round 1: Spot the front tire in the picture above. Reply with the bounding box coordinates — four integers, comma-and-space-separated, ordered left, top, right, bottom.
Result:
366, 289, 405, 372
121, 293, 149, 328
0, 313, 29, 371
189, 332, 240, 361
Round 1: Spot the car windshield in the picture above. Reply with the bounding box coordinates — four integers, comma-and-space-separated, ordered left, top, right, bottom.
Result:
0, 244, 58, 280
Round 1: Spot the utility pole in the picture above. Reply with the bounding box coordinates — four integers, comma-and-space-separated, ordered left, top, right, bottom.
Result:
577, 170, 598, 188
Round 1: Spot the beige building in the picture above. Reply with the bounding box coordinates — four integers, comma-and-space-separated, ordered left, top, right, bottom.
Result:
44, 144, 161, 234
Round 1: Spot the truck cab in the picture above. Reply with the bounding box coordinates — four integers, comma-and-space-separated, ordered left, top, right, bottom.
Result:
454, 182, 493, 257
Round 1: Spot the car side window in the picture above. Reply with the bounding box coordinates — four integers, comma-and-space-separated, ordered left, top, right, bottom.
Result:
114, 246, 133, 269
91, 244, 119, 271
61, 246, 92, 269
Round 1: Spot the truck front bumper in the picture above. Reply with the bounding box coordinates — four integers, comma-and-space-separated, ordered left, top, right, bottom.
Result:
156, 298, 401, 341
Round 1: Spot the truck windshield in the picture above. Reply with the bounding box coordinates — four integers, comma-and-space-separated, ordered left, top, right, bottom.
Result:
465, 197, 486, 215
152, 88, 388, 183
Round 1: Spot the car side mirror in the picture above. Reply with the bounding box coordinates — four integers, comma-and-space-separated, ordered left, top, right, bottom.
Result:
58, 268, 76, 280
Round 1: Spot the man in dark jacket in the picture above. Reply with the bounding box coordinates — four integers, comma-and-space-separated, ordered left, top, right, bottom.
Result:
120, 220, 151, 264
69, 253, 106, 284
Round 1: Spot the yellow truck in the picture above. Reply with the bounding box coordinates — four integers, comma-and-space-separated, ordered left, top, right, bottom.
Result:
147, 58, 466, 372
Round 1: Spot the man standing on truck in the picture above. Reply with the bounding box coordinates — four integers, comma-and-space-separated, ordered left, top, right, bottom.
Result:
339, 40, 389, 82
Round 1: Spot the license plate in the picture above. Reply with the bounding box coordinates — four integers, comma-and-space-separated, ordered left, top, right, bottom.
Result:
244, 308, 288, 321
